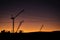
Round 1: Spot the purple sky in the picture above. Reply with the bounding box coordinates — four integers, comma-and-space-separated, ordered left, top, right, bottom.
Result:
0, 0, 60, 32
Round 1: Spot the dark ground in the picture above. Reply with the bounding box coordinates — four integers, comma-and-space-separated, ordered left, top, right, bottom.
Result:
0, 31, 60, 40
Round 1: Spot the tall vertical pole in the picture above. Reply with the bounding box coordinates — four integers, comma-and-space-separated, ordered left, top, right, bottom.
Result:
13, 19, 14, 33
11, 17, 15, 33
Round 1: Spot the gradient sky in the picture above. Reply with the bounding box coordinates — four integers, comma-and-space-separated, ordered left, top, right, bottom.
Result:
0, 0, 60, 32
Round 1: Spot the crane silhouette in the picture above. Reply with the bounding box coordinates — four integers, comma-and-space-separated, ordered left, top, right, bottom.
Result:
11, 9, 24, 33
40, 25, 44, 32
16, 20, 24, 33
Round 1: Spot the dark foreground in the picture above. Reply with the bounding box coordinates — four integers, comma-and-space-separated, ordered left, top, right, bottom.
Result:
0, 31, 60, 40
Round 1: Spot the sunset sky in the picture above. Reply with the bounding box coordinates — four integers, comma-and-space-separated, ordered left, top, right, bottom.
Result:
0, 0, 60, 33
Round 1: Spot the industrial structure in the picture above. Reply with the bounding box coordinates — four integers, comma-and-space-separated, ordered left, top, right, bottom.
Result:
11, 9, 24, 33
16, 20, 24, 33
40, 25, 44, 32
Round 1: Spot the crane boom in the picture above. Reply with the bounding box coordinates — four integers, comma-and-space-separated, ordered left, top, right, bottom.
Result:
16, 20, 24, 32
14, 9, 24, 18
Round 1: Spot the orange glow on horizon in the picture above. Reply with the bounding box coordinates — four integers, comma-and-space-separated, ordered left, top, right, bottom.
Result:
0, 22, 60, 33
0, 17, 60, 33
